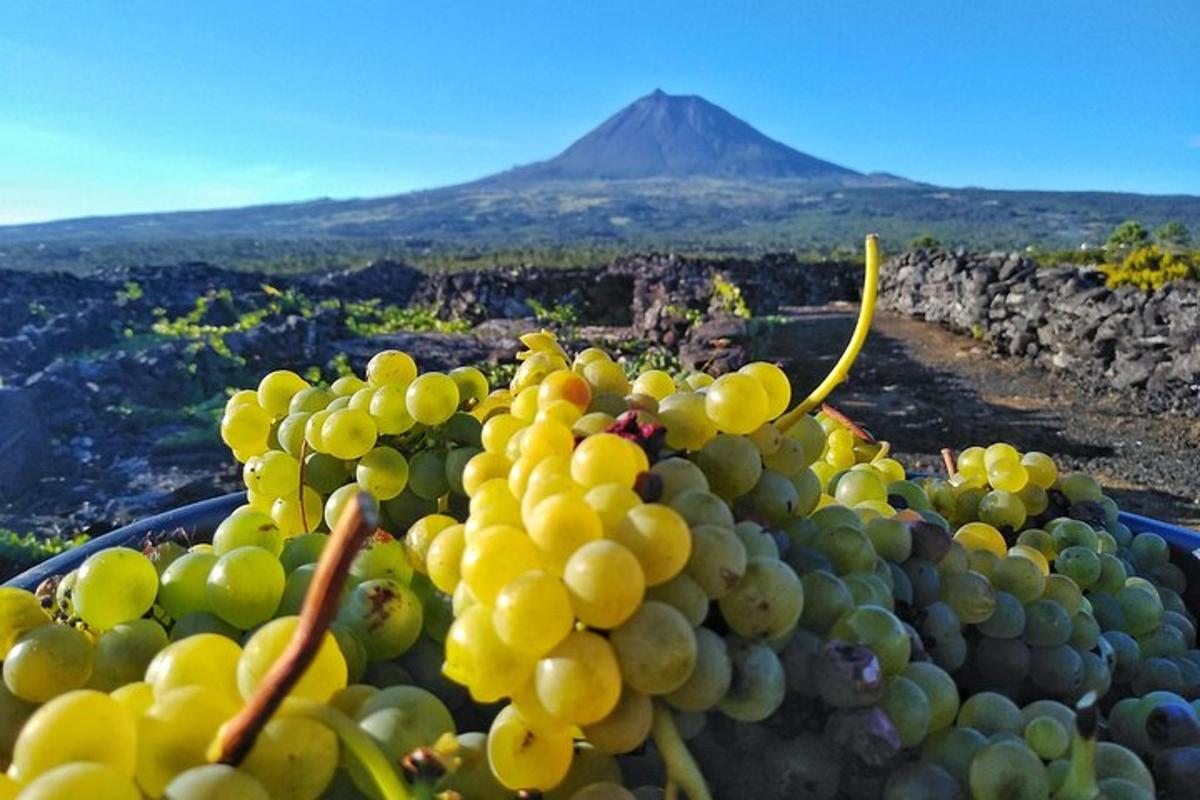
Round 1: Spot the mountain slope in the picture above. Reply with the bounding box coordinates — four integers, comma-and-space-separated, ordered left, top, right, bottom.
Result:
1, 91, 1198, 269
487, 89, 861, 182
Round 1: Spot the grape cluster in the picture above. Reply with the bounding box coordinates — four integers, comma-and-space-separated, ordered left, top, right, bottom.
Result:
0, 326, 1196, 799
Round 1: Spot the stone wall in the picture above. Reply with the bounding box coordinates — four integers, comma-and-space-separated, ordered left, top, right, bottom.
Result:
878, 250, 1200, 413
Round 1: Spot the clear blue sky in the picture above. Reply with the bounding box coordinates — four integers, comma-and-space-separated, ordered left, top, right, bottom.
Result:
1, 0, 1197, 224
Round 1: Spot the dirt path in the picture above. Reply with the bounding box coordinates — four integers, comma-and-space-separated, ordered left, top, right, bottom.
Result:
762, 305, 1200, 527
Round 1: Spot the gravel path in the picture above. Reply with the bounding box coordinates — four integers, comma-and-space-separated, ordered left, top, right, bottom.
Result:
764, 305, 1200, 527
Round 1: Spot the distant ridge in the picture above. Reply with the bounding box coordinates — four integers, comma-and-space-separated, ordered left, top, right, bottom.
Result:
486, 89, 862, 183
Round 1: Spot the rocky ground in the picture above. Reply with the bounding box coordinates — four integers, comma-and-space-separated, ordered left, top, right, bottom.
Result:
1, 250, 1198, 556
770, 306, 1200, 525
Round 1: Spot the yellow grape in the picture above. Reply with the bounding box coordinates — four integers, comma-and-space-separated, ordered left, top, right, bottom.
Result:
493, 570, 575, 656
136, 685, 240, 796
571, 433, 639, 489
705, 373, 769, 435
366, 349, 417, 386
658, 392, 718, 452
582, 360, 631, 396
954, 522, 1008, 558
10, 690, 137, 783
527, 493, 603, 574
738, 362, 791, 419
612, 504, 692, 586
584, 484, 643, 533
487, 704, 575, 791
444, 605, 535, 702
563, 540, 646, 629
520, 419, 576, 462
17, 762, 140, 800
462, 451, 512, 497
1021, 451, 1058, 489
144, 633, 242, 704
460, 525, 542, 605
237, 616, 347, 702
404, 514, 458, 573
535, 630, 622, 726
538, 370, 593, 411
426, 524, 467, 593
631, 370, 676, 401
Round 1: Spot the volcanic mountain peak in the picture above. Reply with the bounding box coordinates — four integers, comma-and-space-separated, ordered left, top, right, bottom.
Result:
488, 89, 862, 183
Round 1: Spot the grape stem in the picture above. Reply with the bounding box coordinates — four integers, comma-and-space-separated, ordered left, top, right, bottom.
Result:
819, 403, 876, 444
651, 701, 712, 800
940, 448, 956, 476
211, 492, 379, 766
1057, 691, 1100, 800
777, 234, 880, 432
298, 438, 310, 533
278, 697, 414, 800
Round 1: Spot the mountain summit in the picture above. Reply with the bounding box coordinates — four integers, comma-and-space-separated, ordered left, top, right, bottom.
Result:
489, 89, 861, 183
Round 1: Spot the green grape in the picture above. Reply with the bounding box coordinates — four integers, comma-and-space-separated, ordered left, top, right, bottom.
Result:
73, 547, 159, 631
320, 408, 378, 460
212, 510, 283, 556
901, 662, 960, 732
353, 446, 409, 500
844, 572, 894, 610
163, 764, 270, 800
1028, 644, 1084, 696
563, 539, 644, 629
409, 449, 450, 500
975, 636, 1031, 687
830, 605, 911, 675
138, 685, 241, 796
289, 386, 333, 414
669, 488, 735, 530
612, 504, 692, 587
967, 548, 999, 579
1049, 519, 1099, 553
240, 716, 338, 800
17, 762, 140, 800
170, 611, 240, 641
3, 624, 93, 703
834, 469, 887, 506
880, 675, 931, 747
337, 578, 423, 660
658, 392, 717, 451
611, 602, 697, 695
255, 451, 303, 498
904, 558, 942, 608
278, 532, 327, 574
647, 458, 708, 502
257, 369, 309, 417
977, 590, 1026, 639
301, 451, 348, 495
1119, 583, 1164, 636
799, 570, 855, 634
270, 487, 324, 537
887, 479, 931, 511
1058, 472, 1103, 504
918, 601, 962, 644
206, 546, 285, 629
696, 434, 763, 498
1018, 483, 1049, 516
1130, 532, 1169, 570
705, 373, 769, 434
664, 628, 731, 712
407, 372, 461, 426
716, 637, 785, 722
957, 691, 1024, 736
968, 740, 1049, 800
921, 725, 987, 783
644, 573, 708, 627
527, 492, 603, 575
1023, 599, 1073, 648
736, 521, 780, 560
366, 349, 417, 386
1070, 612, 1101, 650
89, 619, 168, 691
443, 445, 482, 497
349, 534, 413, 585
439, 731, 508, 799
942, 570, 996, 624
9, 689, 138, 784
1055, 545, 1101, 589
348, 386, 377, 412
737, 470, 799, 524
718, 557, 803, 639
882, 761, 960, 800
487, 704, 574, 791
158, 551, 219, 618
685, 523, 747, 599
1096, 741, 1155, 793
355, 686, 456, 781
811, 524, 876, 574
990, 554, 1046, 604
978, 489, 1027, 530
865, 516, 912, 562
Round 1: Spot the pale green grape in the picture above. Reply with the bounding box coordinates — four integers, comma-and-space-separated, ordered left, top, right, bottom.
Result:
3, 625, 93, 703
977, 590, 1026, 639
17, 762, 140, 800
685, 523, 747, 599
957, 691, 1023, 736
355, 446, 409, 500
73, 547, 159, 631
9, 689, 138, 784
880, 675, 931, 747
715, 637, 785, 722
669, 488, 736, 530
1024, 599, 1073, 648
163, 764, 270, 800
1024, 715, 1069, 759
212, 510, 282, 556
206, 546, 285, 629
289, 386, 333, 414
705, 373, 768, 434
349, 534, 413, 585
921, 726, 987, 783
968, 740, 1048, 800
89, 618, 168, 691
644, 573, 708, 628
241, 716, 338, 800
611, 602, 697, 695
170, 611, 240, 642
650, 457, 710, 502
799, 570, 854, 634
902, 662, 960, 732
718, 557, 803, 639
830, 605, 911, 674
409, 449, 450, 500
582, 688, 654, 755
238, 615, 346, 702
664, 627, 730, 712
321, 408, 378, 460
696, 434, 763, 498
407, 372, 460, 426
138, 685, 241, 796
738, 470, 799, 525
487, 704, 574, 791
337, 578, 423, 660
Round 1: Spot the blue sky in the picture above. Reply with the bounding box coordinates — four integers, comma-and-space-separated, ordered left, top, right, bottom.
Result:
1, 0, 1197, 224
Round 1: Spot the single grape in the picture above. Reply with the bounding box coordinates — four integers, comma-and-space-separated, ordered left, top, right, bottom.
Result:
563, 540, 646, 629
9, 689, 138, 784
705, 373, 769, 434
719, 557, 804, 639
206, 546, 285, 630
337, 578, 423, 661
3, 625, 93, 703
73, 547, 159, 631
88, 618, 168, 692
406, 372, 461, 426
487, 704, 574, 791
716, 637, 785, 722
968, 740, 1048, 800
611, 602, 698, 695
162, 764, 270, 800
696, 434, 763, 499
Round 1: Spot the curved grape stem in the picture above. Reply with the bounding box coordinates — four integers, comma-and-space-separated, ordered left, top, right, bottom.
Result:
298, 438, 310, 533
278, 698, 414, 800
210, 492, 379, 765
776, 234, 880, 433
651, 702, 712, 800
